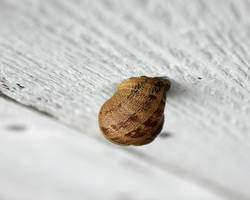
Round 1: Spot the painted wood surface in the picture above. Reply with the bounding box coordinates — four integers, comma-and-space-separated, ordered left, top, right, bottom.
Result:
0, 97, 222, 200
0, 0, 250, 199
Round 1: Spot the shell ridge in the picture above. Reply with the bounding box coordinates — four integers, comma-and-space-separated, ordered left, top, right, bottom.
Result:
99, 76, 170, 146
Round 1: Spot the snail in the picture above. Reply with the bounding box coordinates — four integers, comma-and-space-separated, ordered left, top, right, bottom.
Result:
98, 76, 171, 146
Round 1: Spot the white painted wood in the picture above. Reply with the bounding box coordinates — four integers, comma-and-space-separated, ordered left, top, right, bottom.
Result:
0, 0, 250, 199
0, 98, 222, 200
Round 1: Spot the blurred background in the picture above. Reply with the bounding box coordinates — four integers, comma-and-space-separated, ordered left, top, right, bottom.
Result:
0, 0, 250, 199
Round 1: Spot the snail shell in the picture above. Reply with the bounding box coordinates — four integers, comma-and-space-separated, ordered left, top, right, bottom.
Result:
98, 76, 171, 146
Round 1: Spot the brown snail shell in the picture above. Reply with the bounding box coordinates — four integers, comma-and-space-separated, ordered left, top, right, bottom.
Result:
98, 76, 171, 146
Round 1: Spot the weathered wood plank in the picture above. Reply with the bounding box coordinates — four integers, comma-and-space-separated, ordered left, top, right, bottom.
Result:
0, 0, 250, 199
0, 97, 222, 200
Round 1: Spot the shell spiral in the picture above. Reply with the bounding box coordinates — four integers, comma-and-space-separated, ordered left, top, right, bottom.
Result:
98, 76, 171, 146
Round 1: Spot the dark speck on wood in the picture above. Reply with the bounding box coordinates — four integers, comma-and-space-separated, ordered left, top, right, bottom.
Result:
6, 124, 26, 132
16, 83, 25, 89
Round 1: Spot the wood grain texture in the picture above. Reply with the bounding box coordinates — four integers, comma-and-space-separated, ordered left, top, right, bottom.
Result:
0, 97, 222, 200
0, 0, 250, 199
